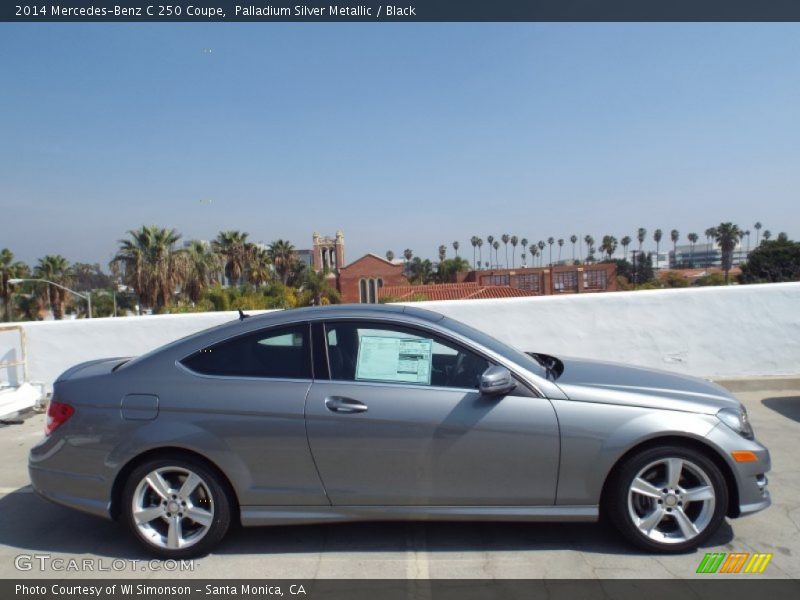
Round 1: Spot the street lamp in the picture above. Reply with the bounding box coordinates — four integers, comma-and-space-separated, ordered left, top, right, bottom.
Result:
8, 278, 92, 319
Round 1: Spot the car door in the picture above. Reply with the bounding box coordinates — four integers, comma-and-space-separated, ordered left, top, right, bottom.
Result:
305, 320, 560, 506
177, 322, 328, 507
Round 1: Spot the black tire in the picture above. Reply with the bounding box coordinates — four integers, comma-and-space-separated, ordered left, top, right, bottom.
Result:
605, 445, 728, 553
122, 454, 232, 559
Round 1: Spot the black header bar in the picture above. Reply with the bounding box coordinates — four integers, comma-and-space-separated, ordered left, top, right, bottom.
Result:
4, 1, 800, 22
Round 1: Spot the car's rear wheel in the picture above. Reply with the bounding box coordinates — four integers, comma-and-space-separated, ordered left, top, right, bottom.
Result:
122, 455, 231, 558
607, 445, 728, 552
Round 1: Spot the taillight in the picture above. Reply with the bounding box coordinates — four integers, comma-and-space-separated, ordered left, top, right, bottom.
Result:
45, 400, 75, 435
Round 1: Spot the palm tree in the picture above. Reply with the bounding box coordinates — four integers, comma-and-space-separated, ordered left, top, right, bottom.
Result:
452, 240, 460, 257
33, 255, 73, 319
557, 239, 564, 263
386, 250, 395, 262
501, 234, 510, 268
486, 236, 494, 267
714, 223, 744, 283
537, 241, 546, 266
670, 229, 680, 267
246, 246, 272, 289
620, 236, 632, 262
183, 240, 221, 303
403, 249, 413, 275
600, 235, 618, 260
112, 225, 185, 312
583, 235, 594, 263
687, 233, 699, 267
653, 229, 663, 269
492, 240, 500, 267
520, 238, 529, 267
704, 227, 718, 267
570, 234, 578, 262
754, 221, 762, 246
1, 249, 29, 322
267, 239, 296, 285
212, 230, 251, 286
637, 228, 647, 252
546, 237, 554, 266
510, 236, 519, 268
470, 236, 478, 267
476, 238, 483, 268
763, 230, 772, 241
438, 245, 447, 263
529, 245, 539, 267
301, 268, 340, 306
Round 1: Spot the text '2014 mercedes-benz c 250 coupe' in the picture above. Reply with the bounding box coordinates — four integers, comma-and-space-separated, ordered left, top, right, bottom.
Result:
29, 304, 770, 558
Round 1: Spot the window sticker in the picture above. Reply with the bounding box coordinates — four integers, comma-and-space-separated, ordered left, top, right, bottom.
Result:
356, 336, 433, 385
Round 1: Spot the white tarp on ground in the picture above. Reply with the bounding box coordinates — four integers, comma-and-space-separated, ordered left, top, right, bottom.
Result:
1, 282, 799, 393
0, 383, 41, 419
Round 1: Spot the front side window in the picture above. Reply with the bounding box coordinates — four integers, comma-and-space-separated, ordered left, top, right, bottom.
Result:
325, 321, 490, 389
181, 324, 311, 379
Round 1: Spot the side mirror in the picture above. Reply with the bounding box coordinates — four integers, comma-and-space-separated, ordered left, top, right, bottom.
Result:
479, 365, 517, 396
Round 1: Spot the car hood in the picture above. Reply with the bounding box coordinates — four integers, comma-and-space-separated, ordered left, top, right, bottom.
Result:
549, 356, 740, 415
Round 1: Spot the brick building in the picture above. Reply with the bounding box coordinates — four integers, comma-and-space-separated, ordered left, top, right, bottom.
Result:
336, 253, 409, 303
457, 263, 617, 295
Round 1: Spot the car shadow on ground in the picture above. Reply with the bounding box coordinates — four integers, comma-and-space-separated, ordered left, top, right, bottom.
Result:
0, 489, 734, 561
762, 396, 800, 423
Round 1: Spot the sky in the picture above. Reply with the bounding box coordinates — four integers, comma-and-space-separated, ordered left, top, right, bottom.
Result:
1, 23, 799, 267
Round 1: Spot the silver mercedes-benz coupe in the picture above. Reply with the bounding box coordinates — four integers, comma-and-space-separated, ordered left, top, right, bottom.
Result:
29, 304, 770, 558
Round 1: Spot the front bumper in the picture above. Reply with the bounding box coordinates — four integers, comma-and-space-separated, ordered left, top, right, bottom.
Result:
706, 423, 771, 518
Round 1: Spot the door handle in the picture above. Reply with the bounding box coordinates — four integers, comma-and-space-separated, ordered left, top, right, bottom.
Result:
324, 396, 368, 414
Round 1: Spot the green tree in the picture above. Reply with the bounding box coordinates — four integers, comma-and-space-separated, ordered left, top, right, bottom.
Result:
408, 257, 435, 284
299, 268, 341, 306
670, 229, 680, 266
213, 230, 251, 286
739, 237, 800, 283
1, 249, 29, 322
438, 244, 447, 263
476, 238, 483, 268
620, 236, 632, 262
184, 241, 221, 304
501, 234, 510, 268
437, 256, 471, 283
637, 228, 647, 252
470, 236, 478, 267
601, 235, 618, 260
386, 250, 395, 262
570, 234, 578, 262
583, 235, 594, 263
763, 230, 772, 242
452, 240, 460, 257
754, 221, 762, 246
246, 246, 272, 289
486, 236, 494, 267
267, 239, 297, 285
510, 235, 518, 267
112, 225, 185, 312
653, 229, 663, 267
714, 222, 744, 283
687, 233, 699, 267
34, 255, 72, 319
557, 238, 564, 263
704, 227, 718, 267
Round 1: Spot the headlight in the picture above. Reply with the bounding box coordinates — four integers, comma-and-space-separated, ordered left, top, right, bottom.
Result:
717, 406, 754, 440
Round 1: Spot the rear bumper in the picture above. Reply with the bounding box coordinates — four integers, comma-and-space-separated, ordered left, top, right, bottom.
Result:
29, 463, 112, 520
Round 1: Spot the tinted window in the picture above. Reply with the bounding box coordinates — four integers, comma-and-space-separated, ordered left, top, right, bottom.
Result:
182, 324, 311, 379
325, 321, 490, 389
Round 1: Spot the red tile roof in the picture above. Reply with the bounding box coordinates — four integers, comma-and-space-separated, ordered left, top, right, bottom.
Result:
378, 283, 539, 302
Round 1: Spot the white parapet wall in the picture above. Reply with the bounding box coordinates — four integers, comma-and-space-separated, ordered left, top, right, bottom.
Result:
1, 282, 799, 392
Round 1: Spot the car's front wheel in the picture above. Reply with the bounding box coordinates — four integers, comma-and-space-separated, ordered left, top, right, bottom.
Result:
607, 445, 728, 552
122, 455, 231, 558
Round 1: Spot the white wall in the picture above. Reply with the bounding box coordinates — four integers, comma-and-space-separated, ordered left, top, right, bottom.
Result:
1, 282, 799, 392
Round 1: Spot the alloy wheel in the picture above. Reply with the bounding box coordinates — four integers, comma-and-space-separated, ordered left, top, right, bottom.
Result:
131, 466, 215, 550
627, 457, 716, 544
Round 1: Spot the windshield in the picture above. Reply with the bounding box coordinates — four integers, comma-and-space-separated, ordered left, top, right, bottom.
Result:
439, 316, 548, 379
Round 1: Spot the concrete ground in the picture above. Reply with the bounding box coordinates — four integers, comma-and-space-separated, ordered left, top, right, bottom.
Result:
0, 389, 798, 579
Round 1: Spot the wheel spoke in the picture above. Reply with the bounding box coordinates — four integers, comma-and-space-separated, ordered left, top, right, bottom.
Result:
133, 506, 164, 525
185, 505, 213, 527
637, 507, 665, 533
683, 485, 714, 503
146, 472, 172, 501
672, 507, 699, 539
665, 458, 683, 488
180, 473, 202, 498
631, 477, 662, 499
167, 517, 182, 549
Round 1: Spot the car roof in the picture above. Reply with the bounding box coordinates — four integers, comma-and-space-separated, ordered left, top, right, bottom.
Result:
243, 303, 446, 324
